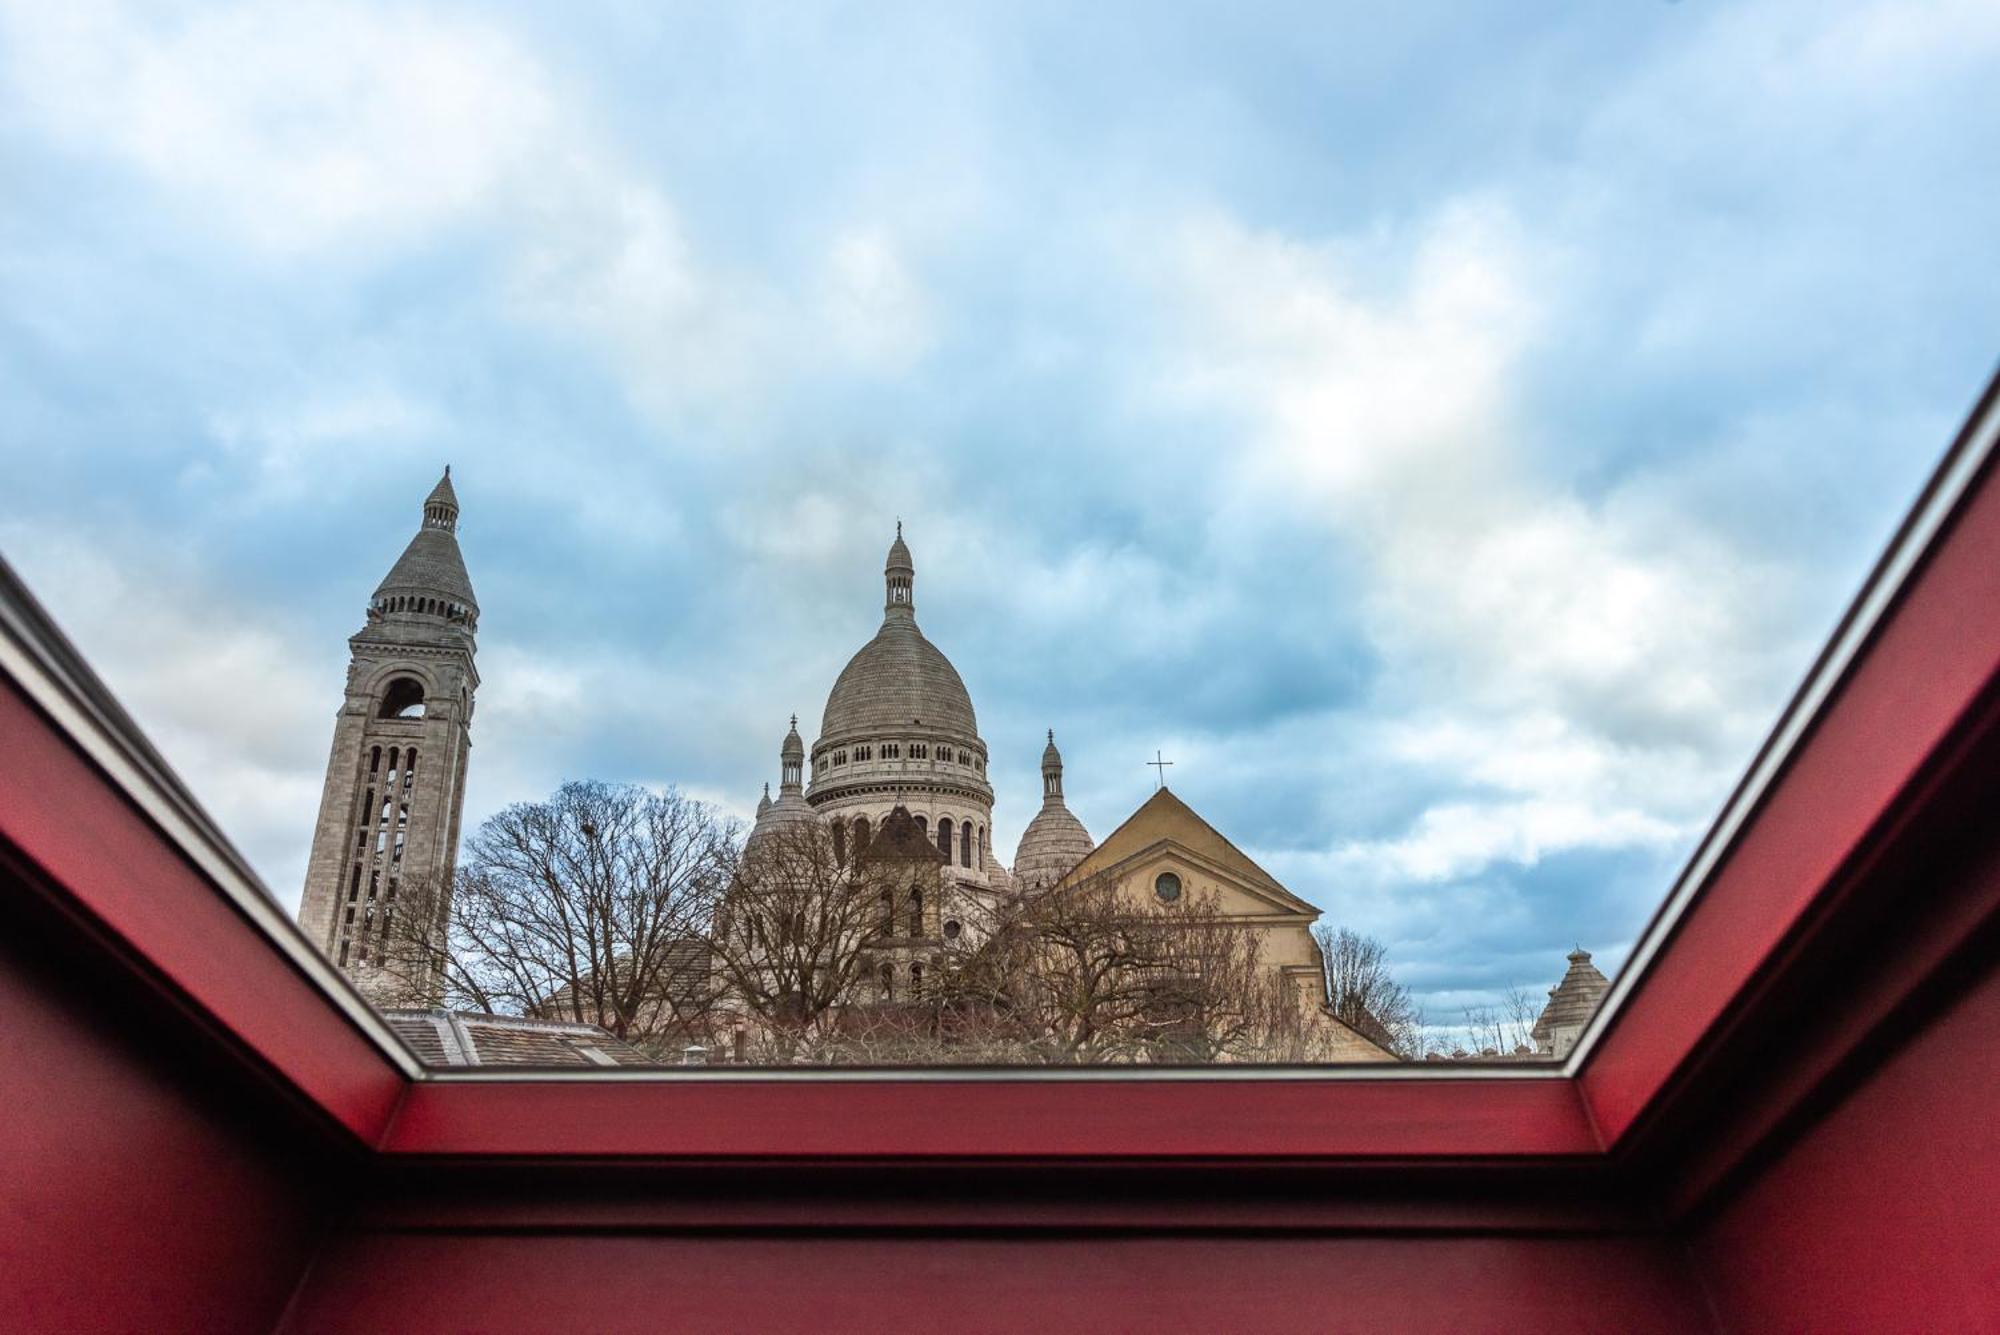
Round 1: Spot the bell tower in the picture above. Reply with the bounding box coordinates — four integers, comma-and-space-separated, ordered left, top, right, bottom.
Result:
297, 469, 479, 1005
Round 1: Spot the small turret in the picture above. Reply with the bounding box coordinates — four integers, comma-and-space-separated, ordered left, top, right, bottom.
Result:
1531, 947, 1611, 1058
884, 521, 914, 618
746, 718, 817, 856
1014, 729, 1095, 891
781, 714, 805, 792
422, 466, 459, 532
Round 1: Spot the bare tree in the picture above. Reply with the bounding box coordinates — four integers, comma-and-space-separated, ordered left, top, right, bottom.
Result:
939, 873, 1312, 1065
374, 781, 739, 1048
1453, 985, 1543, 1060
710, 819, 931, 1061
1311, 924, 1425, 1058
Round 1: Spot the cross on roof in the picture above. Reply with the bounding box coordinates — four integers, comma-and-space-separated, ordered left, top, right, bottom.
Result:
1147, 750, 1174, 790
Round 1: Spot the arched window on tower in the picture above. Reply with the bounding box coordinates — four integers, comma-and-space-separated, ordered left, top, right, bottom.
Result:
378, 678, 426, 719
853, 816, 871, 859
832, 821, 847, 865
910, 962, 924, 993
909, 889, 923, 937
960, 823, 972, 868
879, 962, 895, 999
879, 891, 894, 936
937, 818, 953, 860
915, 815, 928, 839
976, 824, 985, 869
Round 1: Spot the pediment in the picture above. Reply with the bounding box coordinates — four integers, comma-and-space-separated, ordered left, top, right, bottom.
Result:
1057, 789, 1321, 922
1068, 836, 1321, 923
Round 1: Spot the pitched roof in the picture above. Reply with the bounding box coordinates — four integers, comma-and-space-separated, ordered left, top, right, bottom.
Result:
1058, 787, 1315, 914
373, 527, 478, 607
381, 1009, 649, 1067
866, 804, 948, 864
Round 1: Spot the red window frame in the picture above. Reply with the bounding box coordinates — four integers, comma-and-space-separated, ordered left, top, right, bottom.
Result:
2, 373, 1996, 1206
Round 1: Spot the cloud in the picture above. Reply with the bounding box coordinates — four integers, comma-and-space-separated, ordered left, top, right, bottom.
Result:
817, 229, 937, 371
1137, 201, 1806, 898
0, 519, 331, 909
0, 0, 552, 254
0, 0, 939, 432
204, 383, 443, 500
3, 0, 1991, 1031
1328, 798, 1682, 886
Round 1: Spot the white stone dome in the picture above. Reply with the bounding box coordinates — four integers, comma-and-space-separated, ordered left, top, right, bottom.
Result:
819, 618, 978, 742
815, 527, 980, 747
1013, 803, 1094, 889
1011, 730, 1093, 890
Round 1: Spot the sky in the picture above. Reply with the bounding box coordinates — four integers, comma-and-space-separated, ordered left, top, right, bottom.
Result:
2, 0, 1996, 1027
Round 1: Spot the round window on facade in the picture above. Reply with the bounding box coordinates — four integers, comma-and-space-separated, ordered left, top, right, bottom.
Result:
943, 919, 962, 940
1154, 871, 1182, 903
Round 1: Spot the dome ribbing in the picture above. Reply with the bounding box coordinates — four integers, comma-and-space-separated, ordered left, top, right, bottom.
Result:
819, 620, 978, 741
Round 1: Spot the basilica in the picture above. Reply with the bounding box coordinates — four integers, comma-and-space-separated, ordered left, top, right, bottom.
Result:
739, 524, 1391, 1058
741, 523, 1098, 944
296, 472, 1393, 1060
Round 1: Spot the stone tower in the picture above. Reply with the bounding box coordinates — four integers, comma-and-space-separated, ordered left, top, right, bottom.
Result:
297, 469, 479, 1005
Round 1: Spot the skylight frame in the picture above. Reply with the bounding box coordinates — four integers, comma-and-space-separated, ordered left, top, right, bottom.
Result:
1560, 366, 2000, 1076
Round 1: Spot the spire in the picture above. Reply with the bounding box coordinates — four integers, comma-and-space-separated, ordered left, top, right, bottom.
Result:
884, 524, 914, 619
756, 783, 773, 817
423, 466, 459, 533
1042, 729, 1065, 803
780, 715, 805, 792
372, 469, 477, 622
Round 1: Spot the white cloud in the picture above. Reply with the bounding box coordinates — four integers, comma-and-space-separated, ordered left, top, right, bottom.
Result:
0, 0, 939, 429
817, 228, 936, 371
1330, 799, 1683, 886
0, 0, 552, 253
1142, 201, 1805, 888
0, 519, 332, 909
204, 382, 441, 500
